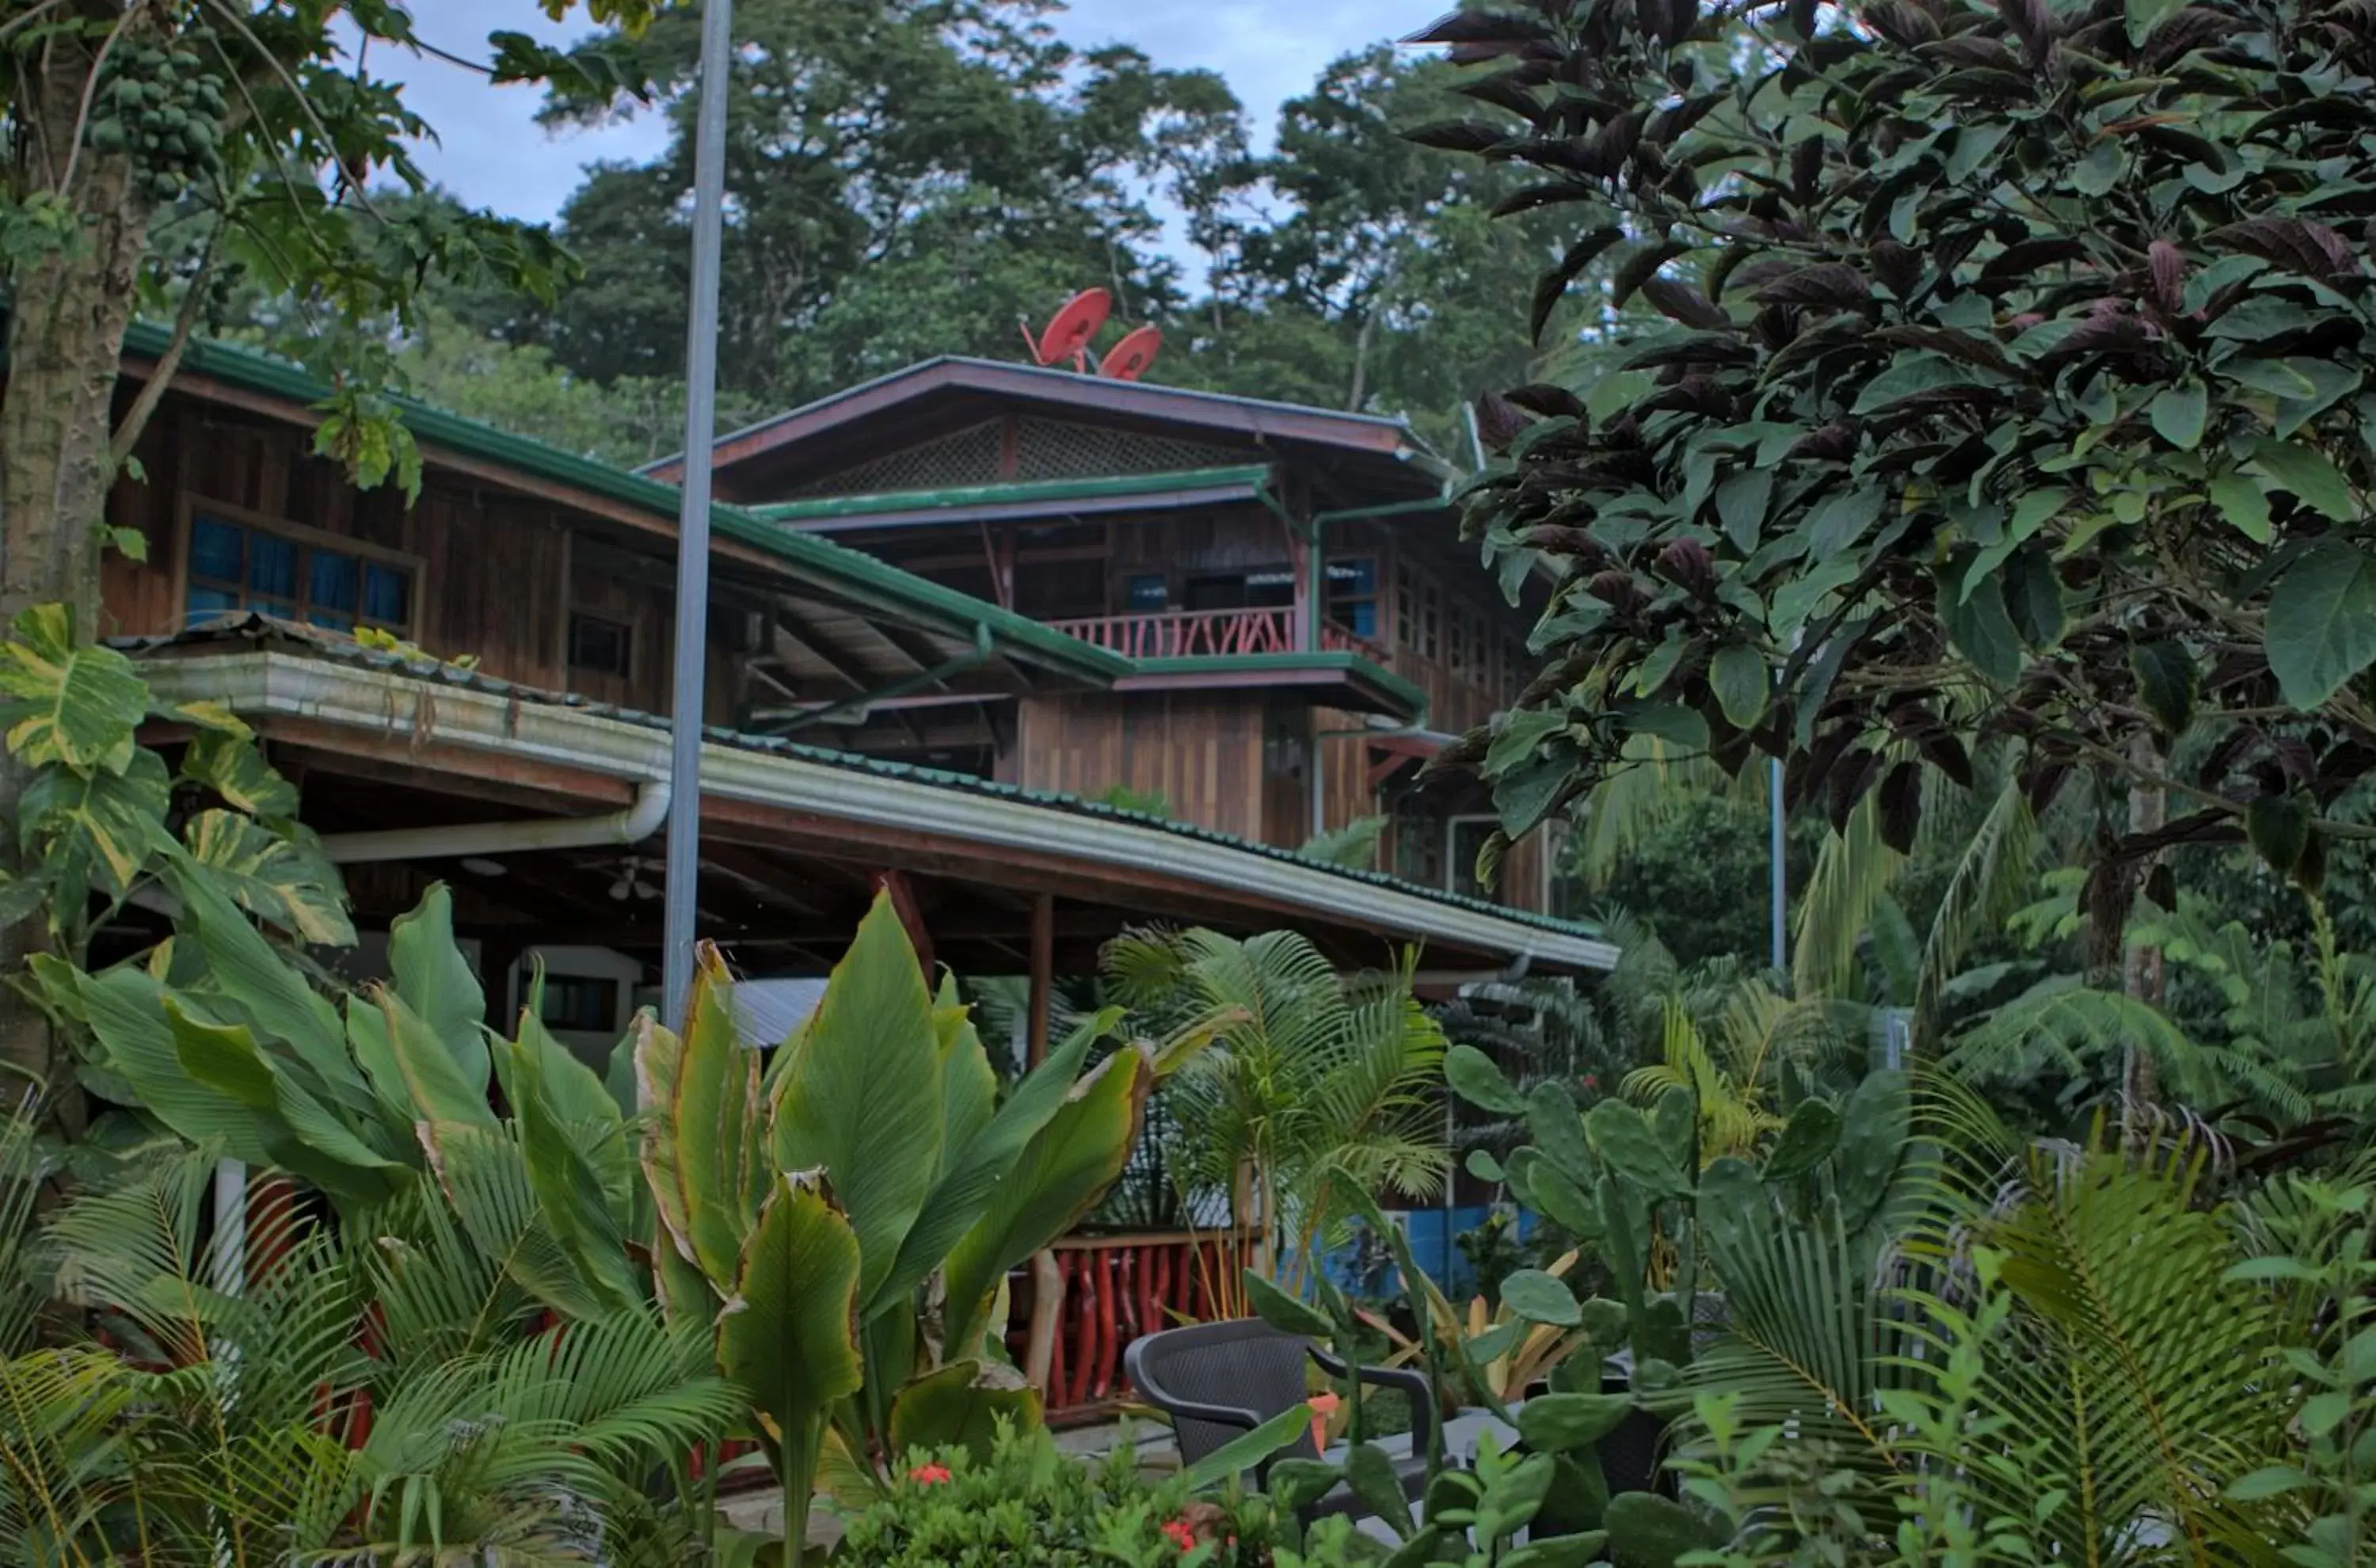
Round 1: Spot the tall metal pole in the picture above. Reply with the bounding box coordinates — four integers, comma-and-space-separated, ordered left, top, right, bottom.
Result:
661, 0, 736, 1028
1769, 755, 1787, 973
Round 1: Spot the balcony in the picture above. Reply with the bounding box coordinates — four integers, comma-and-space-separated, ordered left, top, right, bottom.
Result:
1048, 606, 1386, 662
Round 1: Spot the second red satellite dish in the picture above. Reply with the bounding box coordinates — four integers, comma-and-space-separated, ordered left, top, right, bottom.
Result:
1021, 288, 1113, 370
1101, 325, 1163, 381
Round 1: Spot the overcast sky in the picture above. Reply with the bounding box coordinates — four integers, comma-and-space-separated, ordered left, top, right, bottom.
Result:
384, 0, 1426, 228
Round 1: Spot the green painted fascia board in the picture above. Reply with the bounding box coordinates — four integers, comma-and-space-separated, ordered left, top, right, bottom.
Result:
1130, 652, 1427, 717
124, 323, 1130, 684
748, 465, 1274, 523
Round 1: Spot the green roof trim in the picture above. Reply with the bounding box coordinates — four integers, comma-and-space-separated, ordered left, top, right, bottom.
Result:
1125, 652, 1428, 720
122, 322, 1130, 686
748, 465, 1275, 524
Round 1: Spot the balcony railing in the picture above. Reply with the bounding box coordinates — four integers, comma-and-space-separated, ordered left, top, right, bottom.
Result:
1049, 607, 1387, 662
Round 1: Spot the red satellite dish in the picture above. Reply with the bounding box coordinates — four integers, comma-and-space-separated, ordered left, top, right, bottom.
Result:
1021, 288, 1112, 370
1101, 324, 1163, 382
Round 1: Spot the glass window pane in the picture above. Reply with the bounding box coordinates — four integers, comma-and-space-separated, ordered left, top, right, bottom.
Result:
307, 610, 354, 631
249, 534, 296, 597
253, 598, 295, 619
185, 587, 238, 622
1346, 602, 1376, 637
363, 563, 409, 625
190, 516, 243, 583
310, 550, 358, 613
1125, 573, 1167, 611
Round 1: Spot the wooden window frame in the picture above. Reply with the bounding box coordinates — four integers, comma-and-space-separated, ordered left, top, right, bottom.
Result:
1327, 554, 1379, 641
1396, 578, 1418, 651
1446, 813, 1498, 899
568, 611, 635, 679
1421, 584, 1441, 661
174, 493, 421, 635
1448, 603, 1468, 678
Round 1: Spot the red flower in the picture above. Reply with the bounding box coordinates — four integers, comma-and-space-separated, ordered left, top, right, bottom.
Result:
1582, 1074, 1600, 1090
907, 1463, 952, 1485
1161, 1517, 1198, 1551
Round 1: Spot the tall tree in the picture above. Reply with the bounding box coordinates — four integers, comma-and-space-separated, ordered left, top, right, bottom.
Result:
1437, 0, 2376, 965
535, 0, 1243, 404
1170, 46, 1580, 448
0, 0, 653, 1092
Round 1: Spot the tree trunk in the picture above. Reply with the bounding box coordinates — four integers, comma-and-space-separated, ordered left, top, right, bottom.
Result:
0, 7, 160, 1102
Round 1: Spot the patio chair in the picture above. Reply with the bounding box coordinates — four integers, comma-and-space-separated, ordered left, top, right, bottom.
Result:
1124, 1318, 1437, 1520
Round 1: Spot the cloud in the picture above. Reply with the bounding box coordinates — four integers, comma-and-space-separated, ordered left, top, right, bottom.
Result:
383, 0, 1426, 229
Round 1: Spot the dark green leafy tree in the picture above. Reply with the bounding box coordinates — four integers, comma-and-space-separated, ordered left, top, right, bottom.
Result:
1434, 0, 2376, 962
535, 0, 1243, 404
1172, 46, 1586, 448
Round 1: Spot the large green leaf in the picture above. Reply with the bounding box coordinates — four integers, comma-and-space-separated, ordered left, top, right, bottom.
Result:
866, 1008, 1102, 1322
719, 1177, 863, 1453
162, 997, 398, 1208
366, 984, 501, 1136
74, 964, 278, 1164
425, 1119, 623, 1320
2267, 539, 2376, 710
2248, 437, 2357, 523
179, 729, 299, 818
161, 851, 355, 1104
0, 604, 146, 774
17, 751, 170, 900
181, 809, 355, 946
387, 885, 488, 1095
885, 1360, 1043, 1467
507, 1029, 642, 1315
939, 1046, 1149, 1360
769, 892, 943, 1307
639, 948, 767, 1284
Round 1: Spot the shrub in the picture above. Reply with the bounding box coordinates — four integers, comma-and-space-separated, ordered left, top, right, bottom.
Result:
835, 1423, 1269, 1568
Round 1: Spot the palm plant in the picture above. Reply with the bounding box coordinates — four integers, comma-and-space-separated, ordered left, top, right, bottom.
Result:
0, 1124, 740, 1568
1677, 1080, 2310, 1565
1102, 927, 1449, 1299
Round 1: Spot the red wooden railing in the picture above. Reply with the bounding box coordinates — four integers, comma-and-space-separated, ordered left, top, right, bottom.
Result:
1011, 1231, 1258, 1418
1049, 607, 1388, 663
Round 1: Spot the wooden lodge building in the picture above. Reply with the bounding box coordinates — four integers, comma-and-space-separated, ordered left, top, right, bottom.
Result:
71, 322, 1613, 1413
92, 324, 1608, 1045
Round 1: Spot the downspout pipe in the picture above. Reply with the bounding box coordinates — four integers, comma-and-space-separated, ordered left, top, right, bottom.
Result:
317, 778, 672, 864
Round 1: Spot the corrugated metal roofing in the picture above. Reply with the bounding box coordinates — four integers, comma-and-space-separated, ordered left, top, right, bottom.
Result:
120, 620, 1602, 946
121, 323, 1129, 687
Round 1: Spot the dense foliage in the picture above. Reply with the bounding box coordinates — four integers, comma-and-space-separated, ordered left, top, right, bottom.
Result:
1444, 0, 2376, 947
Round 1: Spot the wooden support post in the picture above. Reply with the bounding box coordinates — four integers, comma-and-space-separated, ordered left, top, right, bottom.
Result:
875, 870, 935, 977
1027, 892, 1054, 1068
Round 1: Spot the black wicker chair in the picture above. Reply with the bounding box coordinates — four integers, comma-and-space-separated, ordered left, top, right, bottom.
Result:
1124, 1318, 1436, 1520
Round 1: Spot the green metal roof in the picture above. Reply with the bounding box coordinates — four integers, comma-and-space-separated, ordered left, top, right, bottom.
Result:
748, 465, 1275, 524
121, 322, 1129, 687
127, 624, 1605, 950
1124, 652, 1429, 721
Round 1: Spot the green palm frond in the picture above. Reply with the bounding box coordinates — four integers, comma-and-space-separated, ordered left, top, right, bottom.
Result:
1573, 736, 1757, 890
1911, 776, 2036, 1031
1792, 790, 1907, 1003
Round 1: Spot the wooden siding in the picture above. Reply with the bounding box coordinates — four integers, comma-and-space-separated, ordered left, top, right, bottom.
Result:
1006, 692, 1277, 843
101, 392, 738, 723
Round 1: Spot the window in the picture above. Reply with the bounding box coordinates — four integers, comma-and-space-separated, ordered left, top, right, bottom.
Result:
1468, 612, 1490, 683
1396, 816, 1445, 889
569, 613, 634, 679
1327, 558, 1378, 639
1421, 585, 1441, 661
1449, 816, 1498, 899
1184, 569, 1295, 611
1448, 605, 1468, 678
539, 974, 619, 1033
184, 509, 413, 634
1396, 580, 1418, 651
1125, 573, 1169, 611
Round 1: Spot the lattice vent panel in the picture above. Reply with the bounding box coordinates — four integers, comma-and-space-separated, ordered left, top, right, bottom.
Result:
790, 420, 1003, 497
1011, 417, 1249, 481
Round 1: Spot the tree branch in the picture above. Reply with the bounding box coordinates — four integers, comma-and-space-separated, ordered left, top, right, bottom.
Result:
110, 228, 223, 470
